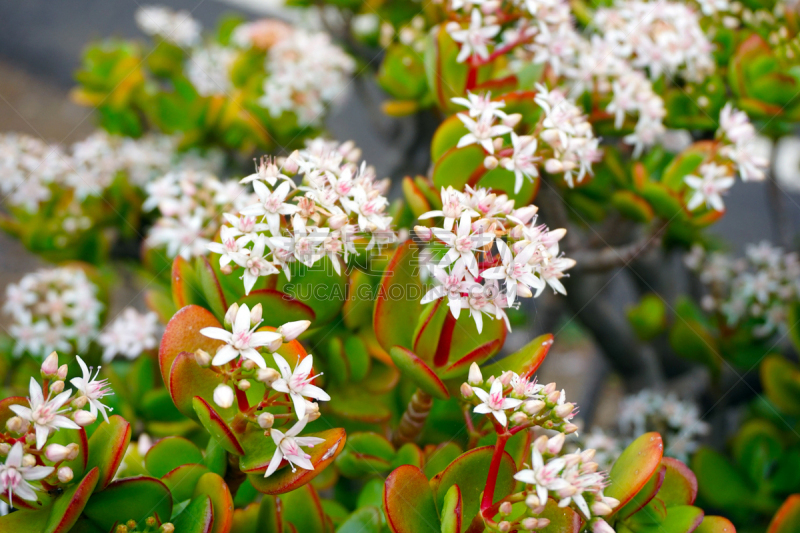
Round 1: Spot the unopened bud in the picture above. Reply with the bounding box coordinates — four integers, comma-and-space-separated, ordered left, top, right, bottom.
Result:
525, 494, 541, 510
545, 159, 564, 174
499, 371, 514, 386
67, 443, 80, 461
242, 359, 257, 371
591, 502, 613, 516
582, 462, 599, 474
484, 156, 498, 170
224, 303, 240, 328
237, 379, 251, 391
468, 363, 483, 385
74, 410, 97, 427
279, 320, 311, 342
146, 517, 157, 527
250, 304, 263, 326
283, 152, 300, 174
213, 385, 235, 409
305, 400, 320, 414
493, 137, 504, 151
267, 337, 283, 352
42, 352, 59, 376
564, 423, 579, 434
498, 521, 511, 533
0, 443, 9, 455
537, 519, 550, 528
7, 416, 27, 433
592, 519, 614, 533
307, 410, 322, 422
257, 368, 281, 385
127, 520, 137, 530
524, 400, 545, 415
499, 501, 513, 515
510, 412, 528, 425
329, 213, 349, 230
602, 496, 620, 509
503, 113, 522, 128
57, 364, 69, 380
486, 375, 496, 386
58, 466, 73, 483
50, 380, 65, 395
116, 526, 129, 533
414, 225, 433, 242
546, 390, 561, 404
533, 435, 548, 453
555, 402, 574, 418
542, 382, 556, 394
517, 285, 533, 298
220, 264, 233, 275
46, 444, 71, 463
547, 433, 565, 454
257, 412, 275, 429
581, 449, 596, 462
22, 454, 36, 467
460, 383, 474, 399
72, 396, 88, 409
195, 349, 211, 367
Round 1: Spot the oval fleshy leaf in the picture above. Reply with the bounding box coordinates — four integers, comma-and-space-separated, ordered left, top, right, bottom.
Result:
171, 495, 214, 533
172, 255, 207, 309
337, 506, 382, 533
389, 346, 450, 400
237, 289, 316, 327
83, 476, 173, 530
617, 465, 666, 519
695, 516, 736, 533
434, 312, 505, 374
245, 428, 346, 494
768, 495, 800, 533
161, 463, 211, 503
282, 484, 326, 533
193, 396, 244, 455
196, 256, 228, 322
691, 447, 749, 511
440, 485, 463, 533
374, 241, 423, 352
86, 415, 131, 492
606, 432, 664, 514
43, 466, 100, 533
414, 300, 449, 363
336, 432, 396, 478
538, 497, 581, 533
327, 388, 393, 423
430, 446, 517, 531
145, 436, 204, 478
384, 465, 441, 533
231, 503, 260, 533
168, 351, 231, 421
276, 257, 346, 325
644, 505, 704, 533
657, 457, 698, 507
0, 510, 48, 531
159, 304, 225, 385
481, 334, 554, 381
194, 472, 234, 533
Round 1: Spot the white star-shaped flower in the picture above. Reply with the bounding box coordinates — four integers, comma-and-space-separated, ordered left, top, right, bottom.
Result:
200, 304, 282, 369
271, 354, 330, 420
264, 416, 326, 478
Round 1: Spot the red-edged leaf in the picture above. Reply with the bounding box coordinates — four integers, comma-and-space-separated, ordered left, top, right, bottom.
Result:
196, 256, 228, 322
768, 495, 800, 533
86, 415, 131, 491
440, 485, 463, 533
83, 476, 172, 530
194, 472, 234, 533
374, 241, 423, 352
159, 304, 225, 385
145, 436, 204, 478
43, 466, 100, 533
281, 484, 327, 533
171, 495, 214, 533
0, 396, 27, 429
168, 351, 230, 420
606, 433, 664, 514
658, 457, 698, 507
193, 396, 244, 455
413, 300, 449, 363
172, 255, 205, 308
237, 289, 315, 327
538, 497, 581, 533
384, 465, 441, 533
695, 516, 736, 533
161, 463, 211, 503
481, 334, 553, 380
430, 446, 517, 531
245, 428, 346, 494
617, 465, 666, 519
389, 346, 450, 400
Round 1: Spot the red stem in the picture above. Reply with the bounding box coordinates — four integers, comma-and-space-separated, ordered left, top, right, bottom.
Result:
235, 387, 250, 412
480, 432, 510, 515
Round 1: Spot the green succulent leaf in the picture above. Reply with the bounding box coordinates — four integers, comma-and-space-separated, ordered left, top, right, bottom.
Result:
337, 506, 382, 533
193, 472, 234, 533
607, 433, 664, 514
282, 484, 327, 533
145, 436, 204, 478
193, 396, 244, 455
83, 476, 173, 530
440, 485, 463, 533
657, 457, 698, 507
159, 304, 225, 386
384, 465, 441, 533
336, 432, 396, 478
161, 463, 211, 503
768, 495, 800, 533
86, 415, 131, 492
374, 241, 423, 353
237, 289, 316, 327
171, 494, 214, 533
389, 346, 450, 400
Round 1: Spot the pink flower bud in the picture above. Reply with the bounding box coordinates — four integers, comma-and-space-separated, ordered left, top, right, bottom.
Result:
555, 402, 574, 418
484, 156, 499, 170
72, 396, 88, 409
194, 349, 211, 366
592, 502, 613, 516
503, 113, 522, 128
305, 400, 320, 414
283, 152, 300, 174
50, 380, 65, 395
279, 320, 311, 342
74, 410, 97, 427
220, 264, 234, 275
547, 433, 565, 454
537, 519, 550, 528
224, 303, 239, 328
517, 285, 533, 298
533, 435, 548, 454
22, 454, 36, 467
500, 371, 514, 386
602, 496, 620, 509
525, 494, 541, 510
46, 444, 71, 462
499, 501, 513, 515
512, 205, 538, 224
510, 411, 528, 425
58, 466, 73, 483
67, 443, 80, 461
237, 380, 251, 391
493, 137, 504, 151
521, 517, 539, 530
592, 519, 614, 533
213, 385, 234, 409
542, 382, 557, 394
460, 383, 474, 399
546, 390, 561, 404
250, 304, 263, 326
329, 214, 349, 230
57, 364, 69, 380
257, 368, 281, 385
581, 449, 596, 462
414, 226, 433, 242
545, 159, 564, 173
257, 412, 274, 429
557, 485, 577, 498
242, 359, 257, 371
524, 400, 545, 415
468, 363, 483, 385
267, 337, 283, 352
564, 423, 579, 434
6, 416, 28, 434
41, 352, 59, 376
498, 521, 511, 533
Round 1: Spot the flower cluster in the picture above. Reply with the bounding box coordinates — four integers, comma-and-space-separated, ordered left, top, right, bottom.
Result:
514, 434, 619, 531
685, 241, 800, 337
145, 169, 253, 259
208, 139, 395, 294
462, 363, 578, 432
417, 186, 573, 332
98, 308, 162, 363
4, 267, 103, 358
1, 353, 114, 505
0, 131, 221, 224
199, 303, 329, 478
136, 6, 354, 127
683, 104, 768, 212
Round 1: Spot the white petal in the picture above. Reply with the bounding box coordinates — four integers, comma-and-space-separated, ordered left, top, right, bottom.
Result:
264, 447, 284, 478
211, 345, 239, 366
200, 327, 232, 342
